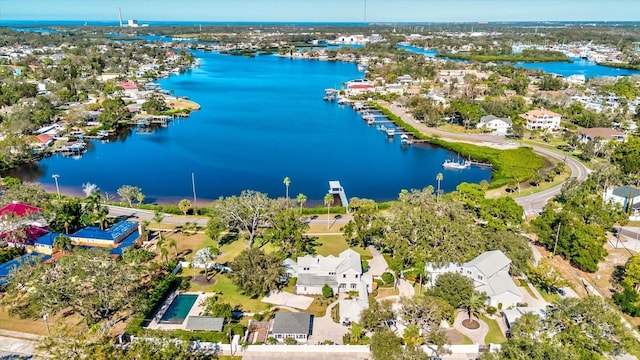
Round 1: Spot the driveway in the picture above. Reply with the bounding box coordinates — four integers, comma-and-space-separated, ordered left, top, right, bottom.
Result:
261, 291, 314, 310
452, 311, 488, 345
366, 246, 389, 277
307, 297, 348, 344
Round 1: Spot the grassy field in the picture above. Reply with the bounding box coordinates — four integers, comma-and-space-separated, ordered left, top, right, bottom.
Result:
315, 235, 372, 260
481, 315, 507, 344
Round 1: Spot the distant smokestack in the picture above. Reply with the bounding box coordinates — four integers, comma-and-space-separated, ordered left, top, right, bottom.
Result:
118, 7, 123, 27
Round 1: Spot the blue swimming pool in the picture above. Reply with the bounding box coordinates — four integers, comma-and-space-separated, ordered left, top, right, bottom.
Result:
160, 294, 198, 324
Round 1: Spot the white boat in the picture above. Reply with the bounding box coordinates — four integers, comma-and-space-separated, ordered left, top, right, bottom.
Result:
386, 128, 395, 137
442, 158, 471, 170
400, 134, 411, 144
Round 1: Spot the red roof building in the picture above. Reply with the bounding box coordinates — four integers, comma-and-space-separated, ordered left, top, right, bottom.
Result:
0, 201, 43, 217
117, 81, 138, 90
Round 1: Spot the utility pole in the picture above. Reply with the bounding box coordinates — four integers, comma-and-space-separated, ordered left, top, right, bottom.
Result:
52, 174, 60, 200
552, 223, 561, 257
191, 172, 198, 214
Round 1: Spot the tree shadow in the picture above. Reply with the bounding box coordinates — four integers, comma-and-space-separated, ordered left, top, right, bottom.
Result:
218, 231, 239, 246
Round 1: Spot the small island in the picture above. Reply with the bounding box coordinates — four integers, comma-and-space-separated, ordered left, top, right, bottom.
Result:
437, 49, 573, 63
597, 61, 640, 71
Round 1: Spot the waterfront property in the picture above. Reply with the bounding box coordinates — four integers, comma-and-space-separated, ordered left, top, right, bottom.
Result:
521, 109, 562, 131
69, 221, 139, 247
476, 115, 512, 135
579, 127, 627, 143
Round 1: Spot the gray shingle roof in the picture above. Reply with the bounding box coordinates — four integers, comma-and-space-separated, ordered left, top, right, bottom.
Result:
612, 186, 640, 199
297, 273, 337, 287
463, 250, 511, 278
185, 316, 225, 331
271, 312, 312, 335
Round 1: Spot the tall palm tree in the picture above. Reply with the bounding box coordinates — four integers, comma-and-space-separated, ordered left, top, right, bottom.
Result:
168, 238, 178, 257
153, 210, 164, 241
160, 246, 169, 265
283, 177, 291, 200
296, 193, 307, 216
324, 193, 334, 230
463, 292, 486, 324
53, 234, 72, 252
436, 172, 443, 200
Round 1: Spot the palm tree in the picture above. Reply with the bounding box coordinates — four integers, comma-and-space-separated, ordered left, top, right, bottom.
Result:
153, 210, 164, 242
436, 172, 443, 200
160, 246, 169, 265
283, 177, 291, 200
463, 292, 486, 325
178, 199, 192, 216
168, 238, 178, 257
296, 193, 307, 216
53, 234, 72, 252
136, 191, 145, 207
324, 193, 334, 229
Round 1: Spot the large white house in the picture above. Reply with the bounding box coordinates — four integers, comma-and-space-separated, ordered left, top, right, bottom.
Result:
520, 109, 562, 131
426, 250, 523, 309
291, 249, 372, 295
476, 115, 512, 135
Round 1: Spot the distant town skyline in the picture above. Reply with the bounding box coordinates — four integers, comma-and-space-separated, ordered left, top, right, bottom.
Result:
1, 0, 639, 23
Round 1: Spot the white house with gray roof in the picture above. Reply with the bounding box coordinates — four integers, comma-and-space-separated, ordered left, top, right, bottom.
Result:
604, 186, 640, 214
290, 249, 372, 295
270, 312, 312, 343
476, 115, 512, 135
426, 250, 523, 309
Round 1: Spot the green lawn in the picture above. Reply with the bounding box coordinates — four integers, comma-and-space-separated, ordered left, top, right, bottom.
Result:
456, 331, 474, 345
536, 286, 562, 303
207, 274, 271, 313
481, 315, 507, 344
314, 235, 372, 260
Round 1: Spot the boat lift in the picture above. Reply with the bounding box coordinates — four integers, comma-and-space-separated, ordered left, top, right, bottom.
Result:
328, 181, 349, 212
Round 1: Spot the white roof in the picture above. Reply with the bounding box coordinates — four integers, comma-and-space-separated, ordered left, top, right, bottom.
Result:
464, 250, 511, 278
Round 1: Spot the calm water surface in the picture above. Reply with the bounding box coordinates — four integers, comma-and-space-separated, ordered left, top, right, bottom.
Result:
11, 51, 491, 203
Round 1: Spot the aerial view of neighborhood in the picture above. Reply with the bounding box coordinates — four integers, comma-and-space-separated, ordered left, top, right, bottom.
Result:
1, 0, 640, 359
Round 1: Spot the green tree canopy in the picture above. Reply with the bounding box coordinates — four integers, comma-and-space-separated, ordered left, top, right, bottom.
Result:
229, 248, 286, 297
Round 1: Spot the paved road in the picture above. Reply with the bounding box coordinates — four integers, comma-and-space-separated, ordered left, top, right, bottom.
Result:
387, 102, 591, 214
107, 205, 354, 228
514, 145, 590, 214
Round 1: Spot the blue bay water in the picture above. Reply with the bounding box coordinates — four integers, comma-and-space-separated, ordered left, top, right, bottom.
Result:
397, 44, 640, 78
15, 52, 491, 204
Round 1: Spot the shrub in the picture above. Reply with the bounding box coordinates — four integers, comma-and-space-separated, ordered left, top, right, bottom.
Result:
361, 260, 369, 272
381, 272, 394, 285
284, 337, 297, 345
486, 306, 497, 315
322, 284, 334, 298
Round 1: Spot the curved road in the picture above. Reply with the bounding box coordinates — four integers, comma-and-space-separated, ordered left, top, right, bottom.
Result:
387, 102, 591, 214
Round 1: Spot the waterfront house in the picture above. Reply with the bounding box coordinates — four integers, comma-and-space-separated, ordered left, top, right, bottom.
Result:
291, 249, 372, 295
579, 127, 626, 143
476, 115, 512, 135
520, 109, 562, 131
70, 221, 140, 248
426, 250, 523, 308
270, 312, 312, 343
345, 79, 375, 95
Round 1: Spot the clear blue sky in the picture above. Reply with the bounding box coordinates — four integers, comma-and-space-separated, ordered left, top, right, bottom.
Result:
1, 0, 638, 23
